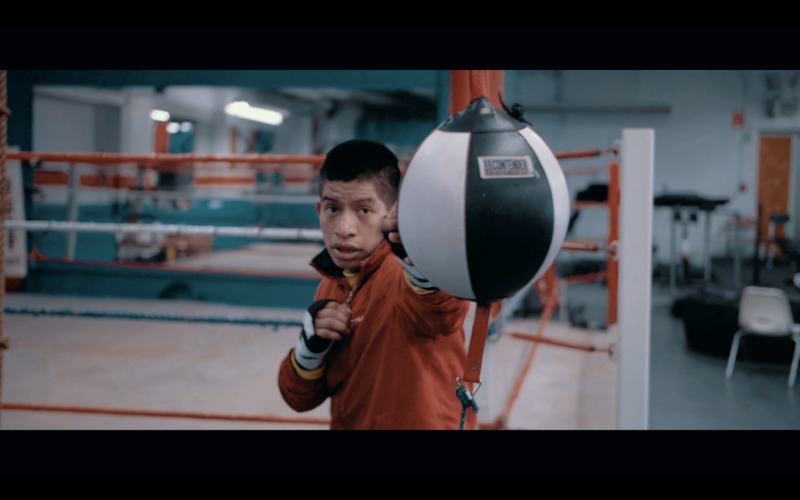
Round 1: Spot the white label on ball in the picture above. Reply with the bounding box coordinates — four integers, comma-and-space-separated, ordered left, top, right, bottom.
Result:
478, 156, 539, 179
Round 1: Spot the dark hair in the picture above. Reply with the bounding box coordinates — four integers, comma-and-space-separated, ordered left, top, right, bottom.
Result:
318, 140, 401, 208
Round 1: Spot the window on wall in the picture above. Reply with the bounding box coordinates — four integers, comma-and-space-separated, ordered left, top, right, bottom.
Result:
158, 118, 195, 191
167, 119, 196, 154
252, 131, 275, 187
252, 131, 274, 153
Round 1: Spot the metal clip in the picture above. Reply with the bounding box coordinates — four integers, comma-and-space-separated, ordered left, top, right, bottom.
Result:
608, 343, 617, 361
456, 377, 482, 399
608, 240, 619, 261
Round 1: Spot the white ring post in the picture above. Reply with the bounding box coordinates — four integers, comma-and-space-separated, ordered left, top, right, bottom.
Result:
65, 165, 79, 259
617, 129, 654, 430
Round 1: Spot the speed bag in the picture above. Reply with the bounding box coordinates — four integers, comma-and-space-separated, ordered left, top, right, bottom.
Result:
397, 96, 570, 303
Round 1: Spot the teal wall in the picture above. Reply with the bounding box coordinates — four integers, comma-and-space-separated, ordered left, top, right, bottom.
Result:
31, 205, 121, 261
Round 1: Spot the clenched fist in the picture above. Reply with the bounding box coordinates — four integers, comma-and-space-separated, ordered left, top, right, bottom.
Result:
314, 301, 351, 341
381, 202, 413, 265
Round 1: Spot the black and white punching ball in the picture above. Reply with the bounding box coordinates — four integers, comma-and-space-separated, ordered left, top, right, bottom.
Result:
398, 96, 570, 303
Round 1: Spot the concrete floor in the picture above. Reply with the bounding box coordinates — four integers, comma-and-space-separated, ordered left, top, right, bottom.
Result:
649, 287, 800, 430
648, 255, 800, 429
2, 280, 799, 430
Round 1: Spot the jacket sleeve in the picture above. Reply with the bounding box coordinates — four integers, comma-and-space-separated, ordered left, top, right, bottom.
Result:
278, 348, 331, 412
277, 283, 333, 412
394, 257, 470, 339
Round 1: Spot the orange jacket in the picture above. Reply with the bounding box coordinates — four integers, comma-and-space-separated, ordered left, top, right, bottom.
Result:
278, 240, 476, 430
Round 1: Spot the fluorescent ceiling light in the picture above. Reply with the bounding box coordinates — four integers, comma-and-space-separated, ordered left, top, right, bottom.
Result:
166, 122, 180, 134
150, 110, 170, 122
224, 101, 287, 125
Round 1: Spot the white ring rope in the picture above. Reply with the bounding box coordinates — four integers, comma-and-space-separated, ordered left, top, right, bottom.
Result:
6, 220, 324, 241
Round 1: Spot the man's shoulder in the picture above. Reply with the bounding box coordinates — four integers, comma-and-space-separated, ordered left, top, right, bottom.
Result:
380, 253, 403, 272
374, 253, 405, 283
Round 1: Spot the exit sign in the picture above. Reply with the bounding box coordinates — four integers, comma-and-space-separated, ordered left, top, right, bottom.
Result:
733, 110, 744, 129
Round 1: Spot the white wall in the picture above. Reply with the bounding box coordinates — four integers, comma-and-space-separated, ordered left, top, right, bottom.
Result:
95, 105, 121, 153
505, 70, 800, 267
33, 86, 125, 154
33, 95, 97, 152
315, 102, 362, 154
120, 87, 155, 154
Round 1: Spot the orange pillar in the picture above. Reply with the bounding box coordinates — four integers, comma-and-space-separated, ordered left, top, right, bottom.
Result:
450, 70, 471, 114
487, 70, 505, 109
450, 70, 506, 114
606, 160, 620, 326
153, 121, 169, 153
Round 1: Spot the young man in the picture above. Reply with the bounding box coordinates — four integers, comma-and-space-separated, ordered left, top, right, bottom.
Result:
278, 139, 475, 430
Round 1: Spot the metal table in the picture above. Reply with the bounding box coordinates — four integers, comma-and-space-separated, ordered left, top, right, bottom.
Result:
654, 193, 732, 296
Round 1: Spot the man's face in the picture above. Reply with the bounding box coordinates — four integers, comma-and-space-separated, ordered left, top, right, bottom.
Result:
317, 178, 390, 273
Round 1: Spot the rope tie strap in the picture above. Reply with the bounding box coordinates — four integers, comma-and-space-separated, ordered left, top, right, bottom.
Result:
0, 106, 9, 118
608, 343, 617, 361
456, 377, 481, 431
607, 240, 619, 261
498, 93, 532, 127
0, 336, 8, 350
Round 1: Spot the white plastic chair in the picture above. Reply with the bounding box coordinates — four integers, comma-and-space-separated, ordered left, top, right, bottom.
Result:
725, 286, 800, 388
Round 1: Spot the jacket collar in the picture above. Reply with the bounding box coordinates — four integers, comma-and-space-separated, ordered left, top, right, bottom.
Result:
310, 240, 393, 290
